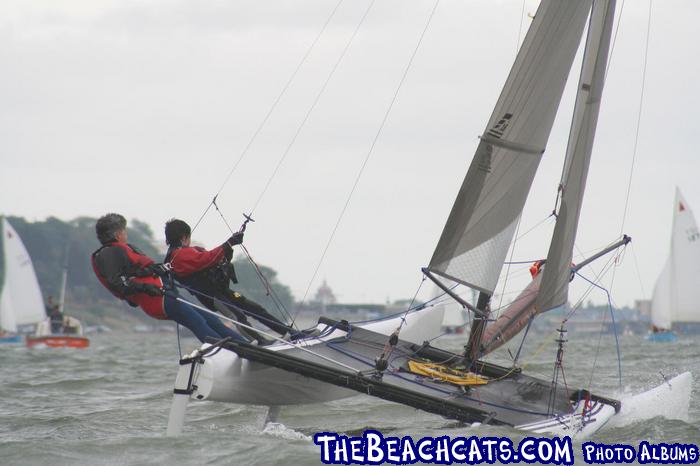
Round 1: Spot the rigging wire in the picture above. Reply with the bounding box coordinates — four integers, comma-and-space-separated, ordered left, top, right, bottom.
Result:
248, 0, 378, 217
515, 214, 554, 242
198, 0, 379, 326
515, 0, 527, 54
566, 246, 620, 321
496, 216, 523, 320
604, 0, 627, 79
607, 0, 652, 298
577, 271, 623, 392
167, 2, 349, 325
189, 0, 347, 234
629, 243, 647, 298
567, 247, 626, 391
211, 202, 295, 324
617, 0, 652, 237
292, 0, 443, 318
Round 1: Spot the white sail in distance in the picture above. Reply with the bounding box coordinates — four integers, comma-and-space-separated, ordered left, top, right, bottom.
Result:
651, 259, 672, 330
428, 0, 593, 294
651, 189, 700, 327
0, 218, 47, 333
537, 0, 617, 311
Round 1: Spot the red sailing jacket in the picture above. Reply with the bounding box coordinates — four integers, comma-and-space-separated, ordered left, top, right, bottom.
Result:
167, 245, 227, 277
91, 241, 167, 320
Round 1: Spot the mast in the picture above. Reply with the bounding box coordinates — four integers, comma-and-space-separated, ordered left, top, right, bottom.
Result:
464, 291, 490, 368
58, 244, 69, 314
537, 0, 617, 311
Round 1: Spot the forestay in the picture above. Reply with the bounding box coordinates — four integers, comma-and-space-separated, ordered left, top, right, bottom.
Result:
0, 218, 46, 333
537, 0, 617, 311
428, 0, 593, 294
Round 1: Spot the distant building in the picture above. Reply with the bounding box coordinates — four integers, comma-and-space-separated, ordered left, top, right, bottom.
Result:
635, 299, 652, 319
313, 279, 337, 312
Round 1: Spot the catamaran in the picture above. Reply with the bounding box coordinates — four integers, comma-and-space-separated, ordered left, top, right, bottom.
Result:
166, 0, 692, 438
648, 188, 700, 342
0, 218, 47, 344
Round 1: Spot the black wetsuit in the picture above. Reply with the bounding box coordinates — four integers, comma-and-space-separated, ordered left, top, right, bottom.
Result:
165, 245, 294, 338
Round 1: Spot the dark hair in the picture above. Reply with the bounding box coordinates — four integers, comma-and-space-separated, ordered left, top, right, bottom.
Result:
165, 219, 191, 246
96, 213, 127, 245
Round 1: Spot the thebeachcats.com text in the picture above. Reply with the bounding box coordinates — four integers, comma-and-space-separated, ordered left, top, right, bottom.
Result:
313, 430, 700, 465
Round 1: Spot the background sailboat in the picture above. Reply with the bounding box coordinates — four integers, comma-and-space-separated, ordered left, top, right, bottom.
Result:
26, 244, 90, 349
649, 188, 700, 341
0, 218, 46, 343
424, 285, 470, 334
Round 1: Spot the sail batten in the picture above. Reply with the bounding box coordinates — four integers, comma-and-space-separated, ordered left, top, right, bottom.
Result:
537, 0, 617, 312
428, 0, 594, 294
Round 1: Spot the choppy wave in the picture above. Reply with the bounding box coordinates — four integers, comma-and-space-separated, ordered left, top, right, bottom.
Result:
0, 331, 697, 465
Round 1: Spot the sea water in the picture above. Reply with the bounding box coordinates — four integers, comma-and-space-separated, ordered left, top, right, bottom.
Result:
1, 330, 698, 465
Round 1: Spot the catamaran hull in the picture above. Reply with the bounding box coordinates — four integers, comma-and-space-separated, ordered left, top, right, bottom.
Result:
646, 331, 678, 342
183, 306, 445, 405
515, 400, 617, 437
174, 312, 625, 438
171, 310, 693, 439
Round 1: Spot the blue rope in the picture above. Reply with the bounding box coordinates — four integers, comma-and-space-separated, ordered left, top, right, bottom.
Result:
575, 272, 623, 391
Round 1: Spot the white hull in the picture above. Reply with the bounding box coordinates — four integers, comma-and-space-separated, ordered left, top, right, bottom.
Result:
522, 371, 694, 439
516, 400, 617, 438
180, 306, 444, 405
169, 304, 693, 438
607, 371, 693, 428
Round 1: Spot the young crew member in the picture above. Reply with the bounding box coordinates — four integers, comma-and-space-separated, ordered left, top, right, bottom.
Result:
163, 218, 303, 341
91, 213, 245, 343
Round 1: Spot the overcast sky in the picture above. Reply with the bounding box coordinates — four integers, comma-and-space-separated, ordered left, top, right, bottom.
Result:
1, 0, 698, 309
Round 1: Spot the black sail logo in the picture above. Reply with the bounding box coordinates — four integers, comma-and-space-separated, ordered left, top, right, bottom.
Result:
487, 113, 513, 139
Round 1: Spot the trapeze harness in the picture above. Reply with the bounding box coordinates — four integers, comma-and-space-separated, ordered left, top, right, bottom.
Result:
91, 242, 167, 320
164, 244, 236, 296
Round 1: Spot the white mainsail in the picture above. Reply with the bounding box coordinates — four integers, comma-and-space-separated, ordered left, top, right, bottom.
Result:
537, 0, 617, 311
0, 218, 46, 333
651, 259, 672, 330
651, 189, 700, 328
428, 0, 593, 294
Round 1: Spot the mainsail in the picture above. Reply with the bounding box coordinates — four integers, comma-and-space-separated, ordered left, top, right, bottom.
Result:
651, 259, 672, 330
651, 189, 700, 327
0, 218, 46, 333
476, 0, 617, 352
537, 0, 617, 311
428, 0, 593, 294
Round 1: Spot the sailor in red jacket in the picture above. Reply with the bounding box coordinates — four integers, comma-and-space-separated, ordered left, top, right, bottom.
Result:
91, 213, 245, 343
164, 218, 303, 341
